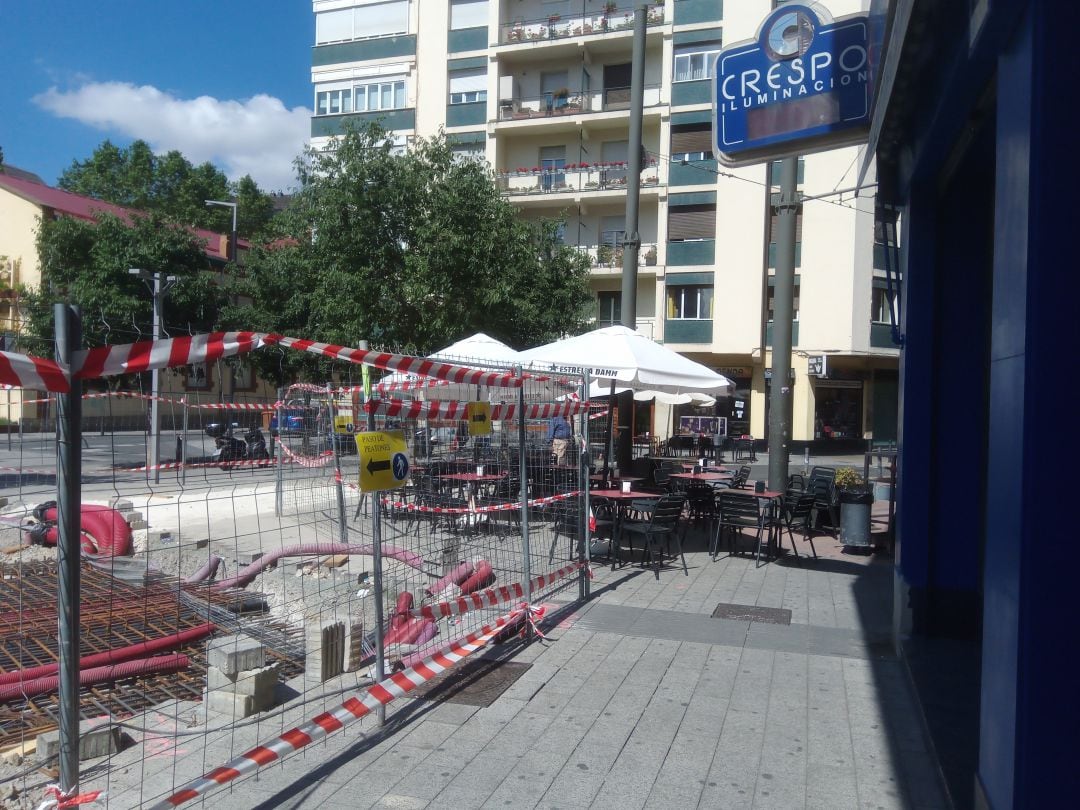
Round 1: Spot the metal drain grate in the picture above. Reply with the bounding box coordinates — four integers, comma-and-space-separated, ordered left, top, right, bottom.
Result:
711, 603, 792, 625
406, 659, 530, 707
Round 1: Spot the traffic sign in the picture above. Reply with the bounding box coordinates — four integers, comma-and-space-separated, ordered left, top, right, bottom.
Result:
466, 401, 492, 436
354, 430, 410, 493
713, 3, 871, 166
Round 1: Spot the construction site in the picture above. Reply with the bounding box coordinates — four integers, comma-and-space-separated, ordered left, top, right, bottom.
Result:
1, 335, 592, 808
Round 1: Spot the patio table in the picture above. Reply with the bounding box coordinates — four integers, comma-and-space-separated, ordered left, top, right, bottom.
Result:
590, 488, 663, 569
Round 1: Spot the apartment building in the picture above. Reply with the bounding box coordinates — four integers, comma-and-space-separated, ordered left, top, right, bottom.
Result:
309, 0, 898, 448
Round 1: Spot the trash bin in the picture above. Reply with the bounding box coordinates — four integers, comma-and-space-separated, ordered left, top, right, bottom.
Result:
839, 488, 874, 548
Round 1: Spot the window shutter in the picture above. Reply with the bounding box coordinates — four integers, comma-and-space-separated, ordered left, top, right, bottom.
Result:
450, 0, 488, 30
671, 124, 712, 154
669, 205, 716, 240
316, 9, 353, 43
449, 68, 487, 94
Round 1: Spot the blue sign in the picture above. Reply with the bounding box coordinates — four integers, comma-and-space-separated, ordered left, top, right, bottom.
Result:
713, 4, 871, 166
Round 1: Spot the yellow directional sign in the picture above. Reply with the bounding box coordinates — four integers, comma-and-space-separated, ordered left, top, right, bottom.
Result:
466, 401, 492, 436
333, 414, 355, 435
354, 430, 410, 493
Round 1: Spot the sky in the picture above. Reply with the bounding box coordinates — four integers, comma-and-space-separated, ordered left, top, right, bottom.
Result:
1, 0, 314, 193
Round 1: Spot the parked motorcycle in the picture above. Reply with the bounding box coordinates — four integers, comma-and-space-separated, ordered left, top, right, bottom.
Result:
205, 423, 249, 468
244, 425, 270, 461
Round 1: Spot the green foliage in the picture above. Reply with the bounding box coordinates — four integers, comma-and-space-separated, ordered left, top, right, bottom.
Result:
232, 122, 594, 383
57, 140, 276, 239
20, 212, 224, 354
833, 466, 865, 491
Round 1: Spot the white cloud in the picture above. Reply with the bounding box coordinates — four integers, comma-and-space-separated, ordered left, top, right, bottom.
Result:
34, 82, 310, 191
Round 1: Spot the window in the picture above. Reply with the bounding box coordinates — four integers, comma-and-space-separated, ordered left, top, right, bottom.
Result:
670, 122, 714, 162
354, 79, 407, 112
598, 292, 622, 325
872, 284, 896, 324
448, 68, 487, 104
315, 86, 353, 116
450, 0, 487, 30
674, 43, 721, 82
667, 285, 714, 320
186, 363, 210, 390
767, 278, 801, 321
451, 141, 485, 163
315, 1, 409, 44
668, 204, 716, 240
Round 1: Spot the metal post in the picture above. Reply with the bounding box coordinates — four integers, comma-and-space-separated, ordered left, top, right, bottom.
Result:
180, 398, 188, 486
579, 371, 590, 600
54, 303, 82, 796
327, 385, 348, 545
516, 366, 532, 640
360, 341, 386, 723
149, 272, 162, 484
767, 156, 799, 493
274, 388, 284, 517
614, 5, 648, 473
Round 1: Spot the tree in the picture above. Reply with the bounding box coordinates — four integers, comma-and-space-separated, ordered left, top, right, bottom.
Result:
57, 140, 275, 238
230, 123, 593, 382
19, 212, 224, 355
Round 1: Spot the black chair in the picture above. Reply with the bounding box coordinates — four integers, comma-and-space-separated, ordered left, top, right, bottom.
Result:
727, 465, 752, 490
476, 475, 521, 537
807, 466, 838, 534
713, 491, 766, 564
782, 493, 818, 560
549, 496, 585, 563
734, 436, 757, 462
621, 493, 687, 579
589, 498, 616, 562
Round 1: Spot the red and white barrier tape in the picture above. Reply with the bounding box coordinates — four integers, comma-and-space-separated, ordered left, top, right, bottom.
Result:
277, 438, 333, 468
0, 349, 69, 394
380, 490, 581, 516
401, 561, 587, 622
153, 606, 525, 809
35, 784, 104, 809
364, 399, 588, 420
113, 457, 283, 473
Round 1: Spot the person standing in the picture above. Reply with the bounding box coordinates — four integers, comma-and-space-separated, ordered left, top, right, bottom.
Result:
547, 414, 572, 465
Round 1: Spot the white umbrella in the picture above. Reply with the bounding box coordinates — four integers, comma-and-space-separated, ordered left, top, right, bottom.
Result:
375, 333, 523, 400
574, 380, 717, 406
519, 325, 734, 395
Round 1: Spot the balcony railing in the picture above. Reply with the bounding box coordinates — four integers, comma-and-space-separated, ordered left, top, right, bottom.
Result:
500, 4, 665, 45
496, 161, 661, 196
585, 242, 659, 269
497, 85, 662, 121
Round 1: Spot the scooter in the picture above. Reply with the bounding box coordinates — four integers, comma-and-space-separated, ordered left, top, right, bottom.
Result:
244, 425, 270, 461
206, 423, 247, 467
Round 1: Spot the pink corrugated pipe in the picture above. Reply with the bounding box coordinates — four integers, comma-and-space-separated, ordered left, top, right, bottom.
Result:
0, 623, 213, 686
184, 556, 224, 584
0, 654, 190, 703
210, 544, 424, 590
425, 562, 474, 597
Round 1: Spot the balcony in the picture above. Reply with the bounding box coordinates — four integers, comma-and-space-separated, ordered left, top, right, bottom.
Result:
496, 162, 661, 201
499, 4, 665, 46
671, 78, 712, 106
311, 108, 416, 138
495, 85, 663, 124
585, 242, 660, 271
666, 239, 716, 266
664, 318, 713, 344
311, 35, 416, 66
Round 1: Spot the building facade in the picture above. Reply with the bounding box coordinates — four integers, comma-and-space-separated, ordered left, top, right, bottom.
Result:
310, 0, 896, 448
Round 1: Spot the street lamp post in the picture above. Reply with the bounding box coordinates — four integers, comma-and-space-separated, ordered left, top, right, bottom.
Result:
129, 269, 176, 484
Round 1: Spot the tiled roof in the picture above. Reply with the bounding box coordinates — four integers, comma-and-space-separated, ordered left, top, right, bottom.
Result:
0, 173, 246, 260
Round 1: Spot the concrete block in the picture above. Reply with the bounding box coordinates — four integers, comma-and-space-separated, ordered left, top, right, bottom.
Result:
146, 528, 177, 548
304, 606, 365, 684
109, 497, 134, 513
206, 664, 278, 708
126, 512, 146, 530
202, 689, 257, 719
206, 635, 265, 676
0, 497, 8, 510
237, 551, 264, 566
36, 719, 119, 762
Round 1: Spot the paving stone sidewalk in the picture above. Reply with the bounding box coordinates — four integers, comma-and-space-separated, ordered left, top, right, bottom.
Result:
89, 518, 949, 810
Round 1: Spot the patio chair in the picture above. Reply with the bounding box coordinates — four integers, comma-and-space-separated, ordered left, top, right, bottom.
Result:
549, 495, 584, 563
782, 493, 818, 560
807, 466, 838, 534
727, 465, 752, 490
621, 493, 687, 580
713, 491, 766, 563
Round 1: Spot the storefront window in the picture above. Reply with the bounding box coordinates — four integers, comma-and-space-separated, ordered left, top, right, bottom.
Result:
814, 383, 863, 440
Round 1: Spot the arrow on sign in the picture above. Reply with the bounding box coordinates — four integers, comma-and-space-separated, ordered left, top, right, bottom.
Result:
367, 458, 391, 475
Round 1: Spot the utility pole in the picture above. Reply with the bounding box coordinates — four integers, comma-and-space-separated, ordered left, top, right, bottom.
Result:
767, 156, 798, 492
129, 269, 176, 484
616, 3, 649, 473
54, 303, 82, 797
